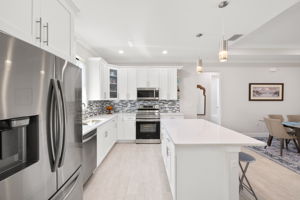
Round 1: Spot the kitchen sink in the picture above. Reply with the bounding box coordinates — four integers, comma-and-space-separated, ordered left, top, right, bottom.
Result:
82, 119, 102, 126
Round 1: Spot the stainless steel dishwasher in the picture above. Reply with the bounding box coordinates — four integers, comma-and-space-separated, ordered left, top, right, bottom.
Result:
82, 129, 97, 184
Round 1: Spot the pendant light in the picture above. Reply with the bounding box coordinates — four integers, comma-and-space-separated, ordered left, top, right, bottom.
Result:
197, 59, 203, 73
218, 1, 229, 62
219, 38, 228, 62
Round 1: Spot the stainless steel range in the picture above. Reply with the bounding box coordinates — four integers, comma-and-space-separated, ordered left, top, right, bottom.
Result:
136, 105, 161, 144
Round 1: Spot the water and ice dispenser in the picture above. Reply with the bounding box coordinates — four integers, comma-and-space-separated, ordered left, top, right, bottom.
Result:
0, 116, 39, 181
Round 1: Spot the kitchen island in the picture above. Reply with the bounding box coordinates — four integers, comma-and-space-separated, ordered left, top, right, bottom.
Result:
161, 119, 265, 200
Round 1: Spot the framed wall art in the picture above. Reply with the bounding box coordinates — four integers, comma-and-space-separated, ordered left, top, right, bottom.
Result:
249, 83, 284, 101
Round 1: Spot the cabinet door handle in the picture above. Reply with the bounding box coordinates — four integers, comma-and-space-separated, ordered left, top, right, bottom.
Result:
43, 23, 49, 45
36, 17, 42, 43
166, 147, 169, 157
105, 131, 108, 137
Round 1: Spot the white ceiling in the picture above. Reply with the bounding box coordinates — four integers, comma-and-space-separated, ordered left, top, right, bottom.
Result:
74, 0, 300, 65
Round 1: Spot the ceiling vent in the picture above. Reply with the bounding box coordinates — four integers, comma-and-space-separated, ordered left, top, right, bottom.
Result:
228, 34, 243, 41
196, 33, 203, 38
218, 1, 229, 8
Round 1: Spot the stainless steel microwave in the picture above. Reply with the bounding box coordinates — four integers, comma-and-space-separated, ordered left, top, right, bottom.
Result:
137, 88, 159, 100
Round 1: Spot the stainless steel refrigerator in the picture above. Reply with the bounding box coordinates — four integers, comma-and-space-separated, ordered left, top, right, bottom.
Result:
0, 31, 83, 200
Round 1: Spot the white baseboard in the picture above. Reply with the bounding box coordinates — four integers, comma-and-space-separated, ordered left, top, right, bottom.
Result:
117, 140, 136, 143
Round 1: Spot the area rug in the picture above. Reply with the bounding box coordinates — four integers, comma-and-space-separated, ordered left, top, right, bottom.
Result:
247, 137, 300, 175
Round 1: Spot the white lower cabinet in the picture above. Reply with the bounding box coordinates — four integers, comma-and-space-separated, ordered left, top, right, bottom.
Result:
96, 117, 118, 167
161, 125, 176, 199
161, 113, 184, 120
117, 113, 136, 141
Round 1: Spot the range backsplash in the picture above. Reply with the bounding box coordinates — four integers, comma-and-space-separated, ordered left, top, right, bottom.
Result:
83, 100, 180, 119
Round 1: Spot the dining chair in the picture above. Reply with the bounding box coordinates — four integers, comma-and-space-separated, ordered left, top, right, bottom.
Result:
268, 114, 295, 147
268, 114, 284, 122
266, 115, 285, 147
264, 118, 299, 156
287, 115, 300, 122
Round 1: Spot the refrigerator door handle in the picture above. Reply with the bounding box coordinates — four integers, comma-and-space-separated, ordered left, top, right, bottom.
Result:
48, 85, 56, 169
49, 79, 64, 172
57, 80, 66, 167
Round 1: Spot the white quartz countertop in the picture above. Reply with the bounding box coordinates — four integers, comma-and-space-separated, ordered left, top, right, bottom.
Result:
82, 114, 117, 136
162, 119, 265, 146
160, 112, 184, 116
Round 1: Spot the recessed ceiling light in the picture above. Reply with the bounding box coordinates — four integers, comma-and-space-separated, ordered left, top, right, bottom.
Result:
128, 41, 133, 47
118, 50, 124, 54
162, 50, 168, 55
5, 60, 12, 64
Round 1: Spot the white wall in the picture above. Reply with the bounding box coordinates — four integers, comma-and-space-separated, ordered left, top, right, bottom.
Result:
178, 65, 198, 119
75, 42, 97, 63
179, 64, 300, 136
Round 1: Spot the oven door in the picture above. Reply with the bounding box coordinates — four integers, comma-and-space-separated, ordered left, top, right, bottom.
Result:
136, 120, 160, 143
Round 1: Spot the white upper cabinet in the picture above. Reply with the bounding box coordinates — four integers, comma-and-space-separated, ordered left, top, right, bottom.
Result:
41, 0, 73, 60
127, 68, 137, 100
168, 68, 178, 100
0, 0, 75, 61
136, 68, 160, 88
117, 69, 128, 100
86, 58, 110, 100
0, 0, 38, 45
101, 65, 110, 100
86, 58, 101, 100
108, 66, 118, 100
86, 62, 179, 101
136, 69, 148, 88
160, 68, 178, 100
148, 69, 160, 88
118, 68, 137, 100
159, 69, 169, 100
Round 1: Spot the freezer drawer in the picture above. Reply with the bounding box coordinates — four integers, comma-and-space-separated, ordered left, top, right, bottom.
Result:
49, 166, 82, 200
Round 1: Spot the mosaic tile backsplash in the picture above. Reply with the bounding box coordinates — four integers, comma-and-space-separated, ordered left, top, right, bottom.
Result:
83, 100, 180, 119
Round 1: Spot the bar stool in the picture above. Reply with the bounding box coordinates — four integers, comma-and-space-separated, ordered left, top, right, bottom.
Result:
239, 152, 258, 200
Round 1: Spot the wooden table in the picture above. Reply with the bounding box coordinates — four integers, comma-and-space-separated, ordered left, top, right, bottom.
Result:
282, 122, 300, 152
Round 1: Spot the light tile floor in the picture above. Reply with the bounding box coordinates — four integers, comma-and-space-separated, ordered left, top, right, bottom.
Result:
84, 144, 300, 200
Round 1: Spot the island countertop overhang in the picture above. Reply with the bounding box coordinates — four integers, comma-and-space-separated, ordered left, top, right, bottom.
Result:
161, 119, 266, 146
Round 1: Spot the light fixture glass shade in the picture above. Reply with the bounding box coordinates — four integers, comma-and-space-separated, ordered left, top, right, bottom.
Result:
197, 59, 203, 73
219, 39, 228, 62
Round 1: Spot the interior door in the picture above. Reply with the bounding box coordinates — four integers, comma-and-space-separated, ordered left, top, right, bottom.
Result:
210, 74, 221, 124
54, 57, 82, 189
